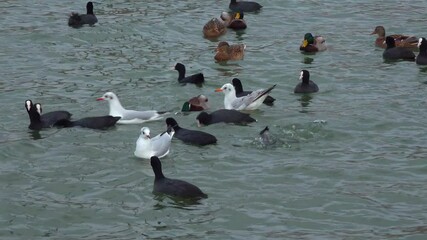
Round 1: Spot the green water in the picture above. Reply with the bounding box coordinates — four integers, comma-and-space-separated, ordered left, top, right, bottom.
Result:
1, 0, 427, 239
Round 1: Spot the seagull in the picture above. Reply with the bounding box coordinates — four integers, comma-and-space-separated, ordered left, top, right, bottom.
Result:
97, 92, 167, 124
232, 78, 275, 106
215, 83, 276, 110
134, 127, 174, 159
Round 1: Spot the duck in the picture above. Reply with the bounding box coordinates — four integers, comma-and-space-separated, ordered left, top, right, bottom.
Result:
370, 26, 418, 49
150, 156, 208, 199
134, 127, 174, 159
214, 41, 246, 62
383, 36, 415, 61
25, 100, 72, 130
68, 2, 98, 28
215, 83, 276, 110
232, 78, 275, 106
203, 17, 227, 38
196, 109, 256, 127
299, 33, 326, 53
181, 95, 209, 112
294, 70, 319, 94
220, 12, 247, 30
165, 118, 217, 146
229, 0, 262, 13
416, 38, 427, 65
96, 92, 166, 124
174, 63, 204, 85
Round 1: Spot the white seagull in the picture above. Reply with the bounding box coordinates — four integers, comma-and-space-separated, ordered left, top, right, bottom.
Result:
97, 92, 166, 124
215, 83, 276, 110
134, 127, 174, 159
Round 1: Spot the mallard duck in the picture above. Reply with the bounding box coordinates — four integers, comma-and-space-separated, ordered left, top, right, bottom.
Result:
416, 38, 427, 65
181, 95, 209, 112
229, 0, 262, 12
294, 70, 319, 94
382, 36, 415, 61
68, 2, 97, 28
220, 11, 247, 30
370, 26, 418, 49
214, 41, 246, 61
299, 33, 326, 53
203, 17, 227, 38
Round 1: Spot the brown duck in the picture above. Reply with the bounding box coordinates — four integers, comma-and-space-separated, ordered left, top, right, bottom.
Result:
203, 17, 227, 38
214, 41, 246, 61
370, 26, 418, 50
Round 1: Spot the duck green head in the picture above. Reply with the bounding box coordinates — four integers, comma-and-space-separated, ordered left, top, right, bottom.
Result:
302, 33, 315, 47
181, 102, 191, 112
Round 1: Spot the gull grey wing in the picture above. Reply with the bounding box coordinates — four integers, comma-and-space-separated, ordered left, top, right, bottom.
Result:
121, 109, 161, 121
151, 133, 172, 156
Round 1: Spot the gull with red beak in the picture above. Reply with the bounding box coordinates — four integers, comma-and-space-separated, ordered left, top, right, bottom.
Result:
97, 92, 167, 124
134, 127, 174, 159
215, 83, 276, 110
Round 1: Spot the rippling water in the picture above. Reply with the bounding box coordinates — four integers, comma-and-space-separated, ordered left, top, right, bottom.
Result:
1, 0, 427, 239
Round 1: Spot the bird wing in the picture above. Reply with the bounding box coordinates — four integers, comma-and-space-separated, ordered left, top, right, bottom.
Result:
151, 132, 173, 157
121, 109, 161, 121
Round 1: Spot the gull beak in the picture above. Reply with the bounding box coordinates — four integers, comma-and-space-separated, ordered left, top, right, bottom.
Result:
215, 88, 223, 92
96, 97, 105, 101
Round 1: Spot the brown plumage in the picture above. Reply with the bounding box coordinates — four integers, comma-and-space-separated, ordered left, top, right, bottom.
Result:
214, 41, 246, 61
203, 18, 227, 38
370, 26, 418, 50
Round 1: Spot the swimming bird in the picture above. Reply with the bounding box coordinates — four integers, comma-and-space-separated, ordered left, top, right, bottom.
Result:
196, 109, 256, 127
181, 95, 209, 112
416, 38, 427, 65
174, 63, 205, 85
370, 26, 418, 49
203, 17, 227, 38
214, 41, 246, 61
59, 116, 121, 129
294, 70, 319, 94
299, 33, 327, 53
165, 118, 217, 146
221, 11, 247, 30
383, 36, 415, 61
229, 0, 262, 12
215, 83, 276, 110
68, 2, 98, 28
232, 78, 275, 106
134, 127, 174, 159
25, 100, 71, 130
97, 92, 166, 124
150, 156, 208, 199
259, 126, 273, 145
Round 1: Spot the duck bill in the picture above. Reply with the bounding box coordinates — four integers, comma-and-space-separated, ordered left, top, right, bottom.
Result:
96, 97, 105, 101
370, 30, 376, 35
214, 88, 223, 92
301, 39, 308, 48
